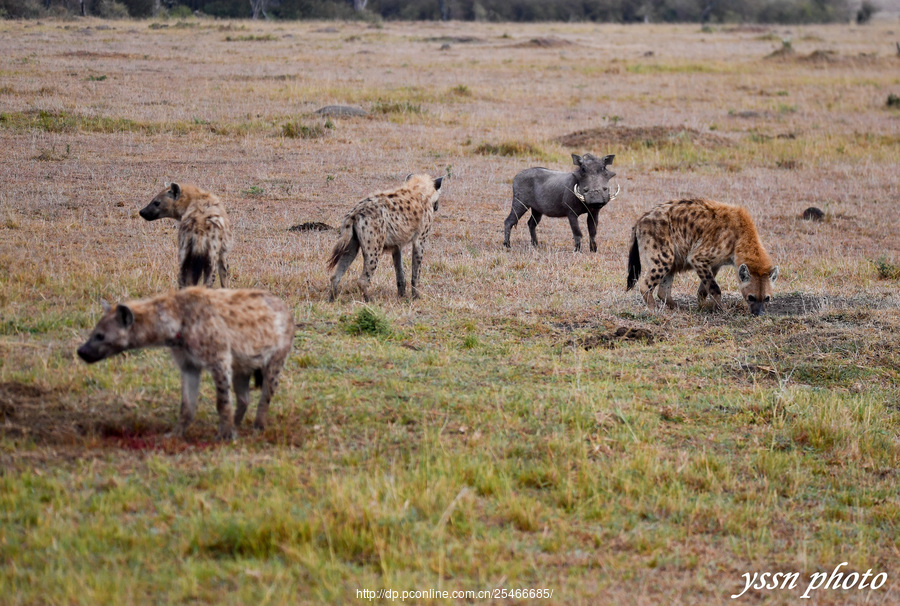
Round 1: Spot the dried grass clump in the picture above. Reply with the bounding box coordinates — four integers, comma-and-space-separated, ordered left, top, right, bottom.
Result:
558, 125, 730, 150
474, 140, 546, 158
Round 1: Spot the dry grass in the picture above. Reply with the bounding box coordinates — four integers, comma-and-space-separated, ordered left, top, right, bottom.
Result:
1, 17, 899, 606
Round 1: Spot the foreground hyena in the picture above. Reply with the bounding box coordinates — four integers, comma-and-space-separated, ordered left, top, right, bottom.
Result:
77, 287, 294, 440
327, 174, 444, 302
626, 198, 779, 315
139, 183, 232, 289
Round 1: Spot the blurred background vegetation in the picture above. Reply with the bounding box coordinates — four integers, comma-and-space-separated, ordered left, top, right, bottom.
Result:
0, 0, 881, 26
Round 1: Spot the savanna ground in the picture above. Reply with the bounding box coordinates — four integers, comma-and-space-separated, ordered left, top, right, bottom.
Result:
1, 15, 900, 605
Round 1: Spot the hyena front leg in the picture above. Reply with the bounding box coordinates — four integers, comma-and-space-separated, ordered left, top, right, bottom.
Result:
210, 359, 235, 441
697, 267, 720, 306
410, 237, 426, 299
169, 361, 201, 438
329, 236, 359, 302
695, 265, 723, 311
217, 249, 229, 288
232, 372, 251, 427
392, 247, 406, 298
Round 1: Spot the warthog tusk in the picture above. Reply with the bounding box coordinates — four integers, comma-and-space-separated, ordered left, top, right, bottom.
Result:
609, 182, 621, 200
572, 184, 585, 202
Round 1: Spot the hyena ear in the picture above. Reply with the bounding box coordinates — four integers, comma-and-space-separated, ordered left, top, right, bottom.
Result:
571, 153, 583, 166
433, 176, 444, 190
738, 264, 752, 284
100, 298, 112, 313
115, 304, 135, 329
602, 154, 615, 167
769, 266, 779, 283
405, 173, 414, 182
170, 182, 181, 199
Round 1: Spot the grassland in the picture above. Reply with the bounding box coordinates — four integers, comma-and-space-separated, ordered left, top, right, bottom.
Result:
1, 16, 899, 606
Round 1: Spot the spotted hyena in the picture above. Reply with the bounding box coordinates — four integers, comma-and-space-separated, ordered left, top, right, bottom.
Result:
77, 287, 294, 440
140, 183, 232, 289
626, 198, 779, 315
327, 174, 444, 302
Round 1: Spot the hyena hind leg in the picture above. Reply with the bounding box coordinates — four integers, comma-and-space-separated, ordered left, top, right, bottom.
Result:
254, 350, 289, 431
232, 372, 252, 427
656, 273, 676, 309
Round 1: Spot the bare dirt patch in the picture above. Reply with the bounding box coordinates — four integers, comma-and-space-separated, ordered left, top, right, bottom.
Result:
564, 326, 659, 350
557, 125, 731, 150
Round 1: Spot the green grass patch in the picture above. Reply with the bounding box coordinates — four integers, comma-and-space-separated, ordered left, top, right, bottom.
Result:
342, 306, 392, 337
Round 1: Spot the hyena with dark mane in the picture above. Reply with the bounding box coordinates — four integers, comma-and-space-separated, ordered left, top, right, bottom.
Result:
140, 183, 232, 289
626, 198, 779, 315
77, 287, 294, 441
327, 174, 444, 302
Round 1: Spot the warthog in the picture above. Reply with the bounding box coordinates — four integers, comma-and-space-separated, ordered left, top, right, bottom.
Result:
503, 153, 618, 252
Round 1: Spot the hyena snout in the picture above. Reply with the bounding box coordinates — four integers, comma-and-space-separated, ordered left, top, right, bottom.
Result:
77, 342, 105, 364
747, 297, 771, 316
139, 202, 161, 221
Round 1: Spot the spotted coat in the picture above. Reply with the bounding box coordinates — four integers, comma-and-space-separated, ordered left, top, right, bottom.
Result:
140, 183, 232, 289
626, 198, 779, 315
76, 287, 295, 440
327, 174, 444, 301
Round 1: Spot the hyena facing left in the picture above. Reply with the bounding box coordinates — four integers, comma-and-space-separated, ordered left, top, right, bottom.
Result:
77, 287, 294, 441
327, 174, 444, 302
626, 198, 779, 315
140, 183, 232, 289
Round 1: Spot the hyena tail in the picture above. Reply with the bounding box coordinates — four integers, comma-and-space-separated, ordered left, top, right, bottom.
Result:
182, 239, 213, 287
626, 232, 641, 291
326, 215, 356, 271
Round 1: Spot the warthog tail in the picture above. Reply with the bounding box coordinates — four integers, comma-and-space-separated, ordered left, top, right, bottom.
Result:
326, 216, 354, 271
626, 232, 641, 291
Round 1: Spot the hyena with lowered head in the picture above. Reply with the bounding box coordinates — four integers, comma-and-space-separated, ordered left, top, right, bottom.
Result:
77, 287, 294, 441
327, 174, 444, 302
139, 183, 232, 289
626, 198, 779, 315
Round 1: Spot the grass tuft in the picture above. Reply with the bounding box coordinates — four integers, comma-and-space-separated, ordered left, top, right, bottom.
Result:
343, 307, 392, 337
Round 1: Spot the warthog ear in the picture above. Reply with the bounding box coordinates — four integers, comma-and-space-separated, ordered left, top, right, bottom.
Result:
115, 304, 135, 329
433, 176, 444, 190
769, 266, 779, 283
606, 170, 617, 179
100, 298, 112, 313
571, 153, 583, 166
170, 182, 181, 199
738, 264, 752, 284
601, 154, 615, 167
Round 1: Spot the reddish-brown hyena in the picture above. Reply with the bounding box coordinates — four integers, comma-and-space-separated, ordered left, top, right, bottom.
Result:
77, 287, 294, 441
626, 198, 779, 315
327, 174, 444, 302
140, 183, 232, 289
